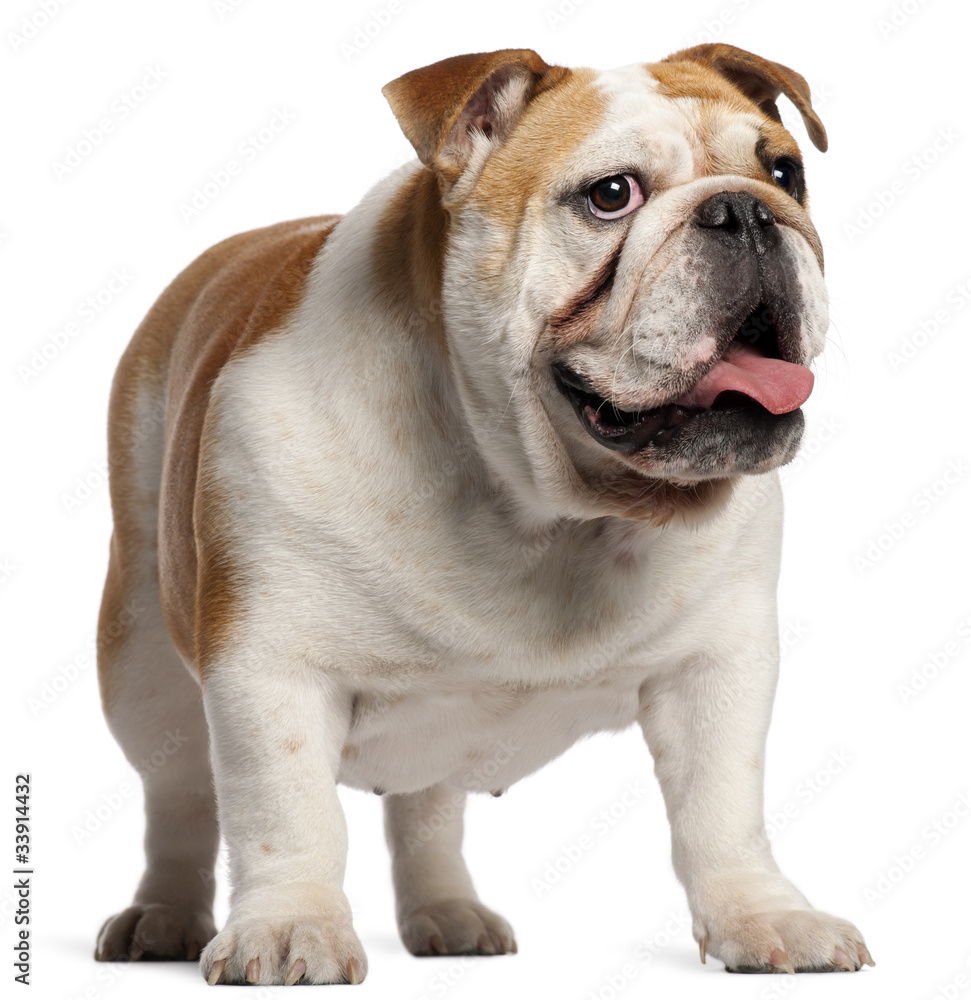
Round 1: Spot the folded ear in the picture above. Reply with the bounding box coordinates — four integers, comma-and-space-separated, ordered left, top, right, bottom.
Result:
383, 48, 563, 175
664, 43, 828, 152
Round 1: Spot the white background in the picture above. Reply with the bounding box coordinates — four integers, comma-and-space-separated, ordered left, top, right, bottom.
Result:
4, 0, 970, 998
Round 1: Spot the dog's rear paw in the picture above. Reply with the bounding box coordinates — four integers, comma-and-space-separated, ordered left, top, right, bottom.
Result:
400, 899, 516, 956
96, 903, 216, 961
702, 909, 874, 973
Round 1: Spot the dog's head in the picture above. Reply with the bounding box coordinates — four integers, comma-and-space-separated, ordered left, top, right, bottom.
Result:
383, 45, 828, 524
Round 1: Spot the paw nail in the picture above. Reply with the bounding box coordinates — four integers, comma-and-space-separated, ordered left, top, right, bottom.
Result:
510, 938, 518, 955
129, 944, 144, 961
207, 958, 227, 985
834, 947, 855, 972
769, 949, 795, 974
858, 943, 875, 967
477, 934, 496, 955
347, 957, 363, 985
429, 933, 447, 955
699, 936, 707, 964
245, 958, 260, 983
186, 939, 200, 961
285, 959, 307, 986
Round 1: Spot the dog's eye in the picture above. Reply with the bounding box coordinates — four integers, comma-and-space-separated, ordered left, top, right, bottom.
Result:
770, 158, 804, 200
587, 175, 644, 219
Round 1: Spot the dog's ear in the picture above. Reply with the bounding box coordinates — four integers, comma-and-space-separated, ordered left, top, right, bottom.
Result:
664, 43, 828, 152
383, 49, 564, 176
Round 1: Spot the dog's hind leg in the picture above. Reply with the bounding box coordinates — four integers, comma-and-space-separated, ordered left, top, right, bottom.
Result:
94, 370, 219, 963
384, 785, 516, 956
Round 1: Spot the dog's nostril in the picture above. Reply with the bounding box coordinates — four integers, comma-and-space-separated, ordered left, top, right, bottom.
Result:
752, 199, 775, 227
697, 198, 732, 229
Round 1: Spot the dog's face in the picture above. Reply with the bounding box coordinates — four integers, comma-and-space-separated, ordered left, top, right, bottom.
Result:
384, 45, 828, 523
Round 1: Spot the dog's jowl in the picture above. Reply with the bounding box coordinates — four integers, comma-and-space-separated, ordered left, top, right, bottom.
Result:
94, 44, 872, 984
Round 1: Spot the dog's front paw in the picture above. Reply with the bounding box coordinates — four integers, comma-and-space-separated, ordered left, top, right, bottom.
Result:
200, 886, 366, 985
701, 908, 874, 973
400, 899, 516, 956
96, 903, 216, 961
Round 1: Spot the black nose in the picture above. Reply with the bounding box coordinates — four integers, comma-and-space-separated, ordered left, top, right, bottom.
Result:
693, 191, 777, 256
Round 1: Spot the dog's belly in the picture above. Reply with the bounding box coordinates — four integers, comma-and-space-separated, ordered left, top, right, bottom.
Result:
336, 675, 642, 795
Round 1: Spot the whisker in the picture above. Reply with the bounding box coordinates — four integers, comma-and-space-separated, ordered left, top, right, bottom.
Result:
485, 369, 530, 439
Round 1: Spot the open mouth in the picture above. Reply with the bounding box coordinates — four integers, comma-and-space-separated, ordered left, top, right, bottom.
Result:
552, 305, 814, 454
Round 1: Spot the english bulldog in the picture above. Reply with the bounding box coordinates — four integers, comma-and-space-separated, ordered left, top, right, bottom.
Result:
94, 43, 873, 984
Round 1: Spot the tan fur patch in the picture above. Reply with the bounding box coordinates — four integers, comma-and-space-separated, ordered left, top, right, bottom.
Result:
649, 58, 754, 109
106, 216, 338, 683
649, 61, 805, 180
470, 68, 602, 225
371, 168, 448, 357
662, 44, 827, 152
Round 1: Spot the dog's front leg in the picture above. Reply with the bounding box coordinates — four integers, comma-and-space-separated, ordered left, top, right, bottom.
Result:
199, 660, 366, 986
638, 642, 873, 974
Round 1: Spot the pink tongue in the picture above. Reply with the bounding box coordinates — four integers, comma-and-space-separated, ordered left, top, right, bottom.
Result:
675, 342, 814, 414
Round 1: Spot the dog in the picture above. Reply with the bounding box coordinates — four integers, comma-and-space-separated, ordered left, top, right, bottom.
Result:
94, 43, 873, 984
